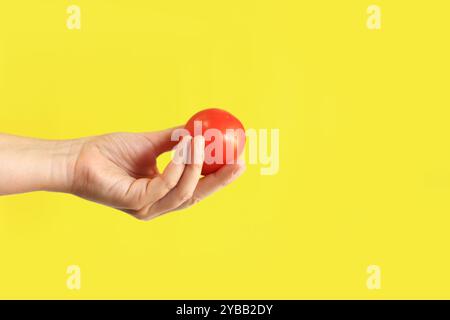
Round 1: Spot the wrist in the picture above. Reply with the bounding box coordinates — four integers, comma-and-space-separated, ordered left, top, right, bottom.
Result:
46, 138, 86, 194
0, 134, 85, 195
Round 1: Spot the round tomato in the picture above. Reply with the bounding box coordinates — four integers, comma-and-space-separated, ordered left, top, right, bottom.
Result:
185, 108, 246, 175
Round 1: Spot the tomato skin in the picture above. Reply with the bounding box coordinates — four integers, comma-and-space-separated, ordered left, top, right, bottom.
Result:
185, 108, 246, 175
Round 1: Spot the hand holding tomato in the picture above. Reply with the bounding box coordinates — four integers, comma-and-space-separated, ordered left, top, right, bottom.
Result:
0, 109, 246, 222
65, 123, 245, 220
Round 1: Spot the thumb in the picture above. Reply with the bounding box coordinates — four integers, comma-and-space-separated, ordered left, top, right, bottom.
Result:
140, 126, 186, 155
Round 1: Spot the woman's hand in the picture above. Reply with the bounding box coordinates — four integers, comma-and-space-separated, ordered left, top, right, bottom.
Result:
0, 129, 246, 220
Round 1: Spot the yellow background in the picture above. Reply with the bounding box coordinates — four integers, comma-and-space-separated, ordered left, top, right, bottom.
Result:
1, 0, 450, 299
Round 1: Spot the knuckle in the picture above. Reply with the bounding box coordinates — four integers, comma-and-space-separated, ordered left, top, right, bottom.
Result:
177, 190, 193, 203
186, 196, 201, 207
166, 179, 178, 190
125, 196, 144, 211
133, 212, 148, 221
221, 177, 233, 188
127, 202, 140, 212
161, 176, 177, 191
133, 205, 152, 221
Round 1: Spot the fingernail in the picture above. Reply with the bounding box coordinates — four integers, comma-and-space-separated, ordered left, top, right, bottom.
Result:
193, 135, 205, 165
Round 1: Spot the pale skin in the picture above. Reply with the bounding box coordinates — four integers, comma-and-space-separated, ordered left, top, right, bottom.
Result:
0, 128, 245, 220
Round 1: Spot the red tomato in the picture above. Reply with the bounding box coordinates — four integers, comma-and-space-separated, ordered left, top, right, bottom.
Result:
185, 108, 246, 175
